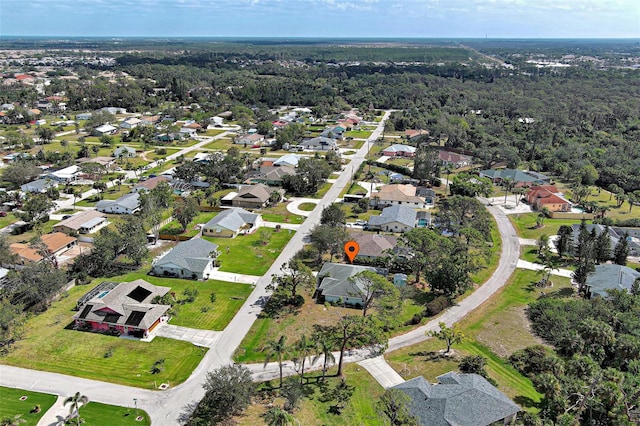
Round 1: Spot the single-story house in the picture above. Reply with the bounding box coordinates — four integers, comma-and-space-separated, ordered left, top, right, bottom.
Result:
132, 176, 170, 193
405, 129, 429, 141
570, 224, 640, 258
113, 146, 137, 158
21, 178, 58, 193
76, 113, 92, 121
321, 126, 345, 139
273, 154, 302, 168
73, 280, 170, 338
10, 232, 77, 265
202, 208, 263, 238
77, 156, 116, 169
231, 184, 284, 209
101, 107, 127, 115
479, 169, 550, 186
391, 372, 520, 426
348, 231, 397, 260
415, 187, 436, 207
367, 204, 418, 233
92, 124, 118, 137
526, 185, 571, 212
300, 136, 337, 151
45, 165, 80, 183
96, 192, 140, 214
439, 150, 473, 168
585, 264, 640, 298
179, 127, 198, 137
315, 262, 384, 307
611, 227, 640, 256
151, 238, 219, 280
247, 166, 296, 186
382, 144, 416, 157
53, 210, 108, 235
139, 115, 160, 125
236, 133, 265, 146
120, 117, 141, 129
210, 116, 224, 127
371, 184, 427, 209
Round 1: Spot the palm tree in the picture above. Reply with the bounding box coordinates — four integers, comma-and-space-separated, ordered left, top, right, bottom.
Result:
293, 334, 314, 384
502, 178, 515, 204
64, 392, 89, 426
312, 336, 336, 381
263, 335, 288, 388
1, 414, 26, 426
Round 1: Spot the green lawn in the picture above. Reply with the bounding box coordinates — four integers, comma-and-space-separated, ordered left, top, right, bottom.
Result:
509, 213, 583, 239
0, 212, 18, 229
344, 130, 372, 139
159, 211, 218, 237
107, 272, 253, 330
297, 202, 317, 212
0, 387, 56, 426
203, 228, 294, 275
203, 129, 226, 137
469, 219, 502, 285
82, 401, 151, 425
258, 202, 306, 224
0, 285, 207, 388
309, 182, 333, 199
202, 138, 234, 150
75, 186, 132, 207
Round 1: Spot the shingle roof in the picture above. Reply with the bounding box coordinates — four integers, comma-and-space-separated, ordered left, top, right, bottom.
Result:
348, 232, 397, 258
205, 208, 260, 232
54, 210, 106, 231
586, 264, 640, 298
480, 169, 549, 183
274, 154, 301, 167
317, 263, 379, 300
73, 279, 170, 330
368, 205, 417, 228
20, 178, 57, 192
96, 192, 140, 211
154, 238, 218, 275
383, 144, 416, 154
234, 184, 272, 203
392, 373, 520, 426
301, 137, 337, 148
372, 184, 425, 204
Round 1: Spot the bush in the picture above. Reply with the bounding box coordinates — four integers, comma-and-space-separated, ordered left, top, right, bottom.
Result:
209, 292, 217, 303
407, 312, 423, 325
425, 296, 451, 316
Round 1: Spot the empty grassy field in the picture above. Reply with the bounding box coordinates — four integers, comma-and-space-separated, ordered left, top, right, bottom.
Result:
104, 272, 253, 330
509, 213, 584, 240
260, 202, 306, 224
204, 228, 294, 275
0, 284, 207, 388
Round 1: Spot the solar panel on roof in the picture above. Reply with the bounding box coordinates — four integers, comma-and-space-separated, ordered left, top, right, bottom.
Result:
125, 311, 146, 327
127, 286, 152, 302
78, 304, 93, 319
103, 313, 121, 323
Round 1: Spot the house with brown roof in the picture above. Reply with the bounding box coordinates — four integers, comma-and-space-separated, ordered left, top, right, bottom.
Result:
405, 129, 429, 141
235, 133, 265, 146
348, 231, 397, 260
53, 210, 108, 235
231, 184, 284, 209
10, 232, 77, 264
132, 176, 171, 193
139, 115, 160, 125
526, 185, 571, 212
370, 184, 428, 209
73, 280, 170, 338
439, 150, 473, 168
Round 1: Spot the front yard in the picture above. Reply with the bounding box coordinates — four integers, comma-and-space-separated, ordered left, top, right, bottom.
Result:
0, 387, 56, 426
203, 227, 294, 276
159, 211, 218, 238
509, 213, 584, 240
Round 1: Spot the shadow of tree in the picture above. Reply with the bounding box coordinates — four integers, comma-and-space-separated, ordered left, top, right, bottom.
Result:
514, 395, 541, 409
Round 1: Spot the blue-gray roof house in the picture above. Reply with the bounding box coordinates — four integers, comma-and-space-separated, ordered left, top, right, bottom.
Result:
479, 169, 550, 185
300, 136, 338, 151
315, 262, 386, 307
20, 178, 58, 193
151, 238, 219, 280
367, 204, 418, 233
586, 264, 640, 298
202, 208, 263, 238
392, 372, 520, 426
96, 192, 140, 214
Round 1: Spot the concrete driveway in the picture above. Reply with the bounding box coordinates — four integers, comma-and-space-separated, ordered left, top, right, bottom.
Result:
286, 197, 319, 216
153, 324, 221, 348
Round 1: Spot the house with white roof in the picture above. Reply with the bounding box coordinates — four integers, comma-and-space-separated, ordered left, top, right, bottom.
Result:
21, 178, 58, 193
382, 144, 416, 157
202, 208, 263, 238
45, 165, 80, 183
92, 124, 117, 137
113, 146, 136, 158
120, 117, 141, 129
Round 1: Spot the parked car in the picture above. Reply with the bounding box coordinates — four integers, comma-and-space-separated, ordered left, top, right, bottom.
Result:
355, 220, 367, 226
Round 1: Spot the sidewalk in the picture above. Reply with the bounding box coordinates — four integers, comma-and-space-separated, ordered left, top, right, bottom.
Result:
37, 395, 67, 426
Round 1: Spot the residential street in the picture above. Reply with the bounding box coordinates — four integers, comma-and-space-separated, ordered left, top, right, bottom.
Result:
0, 110, 523, 425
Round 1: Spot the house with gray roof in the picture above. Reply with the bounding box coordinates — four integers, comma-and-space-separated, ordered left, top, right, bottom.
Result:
367, 204, 418, 233
382, 144, 416, 157
151, 238, 219, 280
569, 224, 640, 258
231, 184, 284, 209
348, 231, 397, 260
300, 136, 338, 151
20, 178, 58, 194
479, 169, 550, 186
392, 372, 520, 426
315, 262, 385, 307
585, 264, 640, 298
73, 279, 170, 339
273, 154, 302, 167
113, 146, 136, 158
96, 192, 140, 214
202, 208, 263, 238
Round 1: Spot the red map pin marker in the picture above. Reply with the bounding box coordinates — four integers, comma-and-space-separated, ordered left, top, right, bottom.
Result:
344, 241, 360, 264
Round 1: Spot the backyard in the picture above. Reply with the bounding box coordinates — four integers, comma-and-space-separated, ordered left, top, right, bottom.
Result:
159, 211, 218, 238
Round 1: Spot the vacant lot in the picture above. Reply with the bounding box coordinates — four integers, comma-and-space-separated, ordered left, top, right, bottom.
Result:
0, 284, 207, 388
509, 213, 583, 240
159, 211, 218, 237
0, 386, 56, 426
204, 228, 294, 275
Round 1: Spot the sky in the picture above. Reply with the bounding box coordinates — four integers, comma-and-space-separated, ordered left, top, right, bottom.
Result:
1, 0, 638, 39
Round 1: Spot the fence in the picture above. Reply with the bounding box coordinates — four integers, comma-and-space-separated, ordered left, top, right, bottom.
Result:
549, 212, 594, 220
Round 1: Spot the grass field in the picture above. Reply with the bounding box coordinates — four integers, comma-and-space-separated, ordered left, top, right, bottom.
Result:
297, 202, 317, 212
344, 130, 372, 139
309, 182, 332, 199
159, 211, 218, 237
0, 387, 56, 426
260, 202, 306, 224
75, 186, 132, 207
204, 228, 294, 275
81, 401, 151, 425
202, 138, 234, 150
0, 284, 207, 388
509, 213, 583, 240
105, 272, 253, 330
469, 220, 502, 285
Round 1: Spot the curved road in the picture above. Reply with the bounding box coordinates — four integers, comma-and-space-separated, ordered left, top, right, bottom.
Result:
0, 112, 521, 425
